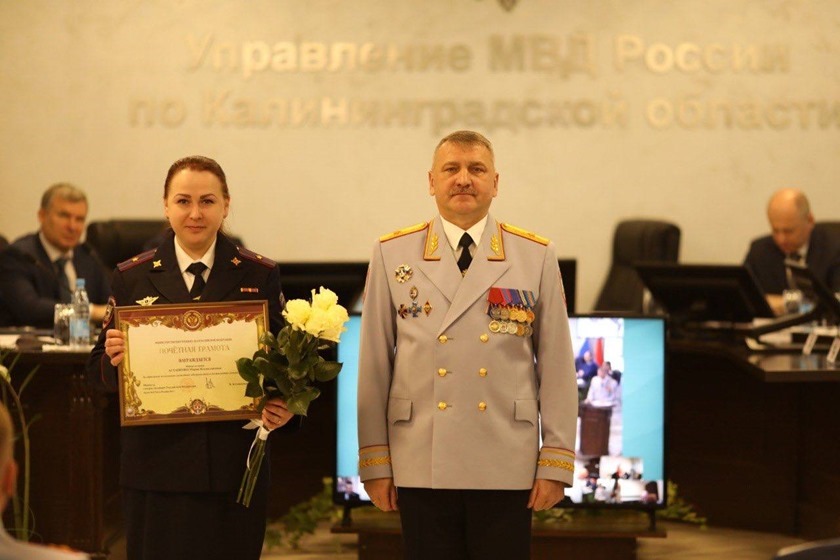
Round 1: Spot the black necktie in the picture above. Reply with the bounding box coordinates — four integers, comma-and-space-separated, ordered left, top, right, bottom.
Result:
457, 233, 473, 274
186, 262, 208, 300
54, 257, 72, 303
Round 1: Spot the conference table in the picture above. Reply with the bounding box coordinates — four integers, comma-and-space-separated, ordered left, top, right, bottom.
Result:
0, 344, 118, 558
667, 335, 840, 539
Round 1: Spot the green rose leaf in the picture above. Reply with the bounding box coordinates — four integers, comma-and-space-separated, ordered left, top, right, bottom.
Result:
260, 331, 279, 350
236, 358, 259, 383
287, 362, 308, 381
245, 380, 264, 398
313, 361, 342, 382
287, 386, 321, 416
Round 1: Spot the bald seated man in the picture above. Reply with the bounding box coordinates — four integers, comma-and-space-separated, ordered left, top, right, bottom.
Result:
743, 188, 840, 315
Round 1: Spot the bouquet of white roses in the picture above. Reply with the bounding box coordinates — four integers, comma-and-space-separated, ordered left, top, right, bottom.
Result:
235, 286, 349, 506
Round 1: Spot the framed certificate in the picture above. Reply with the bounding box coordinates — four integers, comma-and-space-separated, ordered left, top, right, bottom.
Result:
115, 300, 267, 426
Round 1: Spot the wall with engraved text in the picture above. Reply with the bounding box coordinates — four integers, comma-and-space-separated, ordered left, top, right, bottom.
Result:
1, 0, 839, 311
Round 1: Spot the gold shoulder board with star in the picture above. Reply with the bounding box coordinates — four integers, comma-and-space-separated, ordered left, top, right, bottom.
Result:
237, 246, 276, 268
500, 223, 550, 246
117, 249, 157, 272
379, 222, 428, 243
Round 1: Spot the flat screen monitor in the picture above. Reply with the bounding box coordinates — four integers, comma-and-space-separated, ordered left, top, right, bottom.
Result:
636, 263, 774, 323
787, 260, 840, 324
334, 313, 667, 511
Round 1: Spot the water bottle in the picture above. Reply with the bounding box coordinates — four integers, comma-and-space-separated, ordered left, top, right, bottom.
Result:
70, 278, 91, 348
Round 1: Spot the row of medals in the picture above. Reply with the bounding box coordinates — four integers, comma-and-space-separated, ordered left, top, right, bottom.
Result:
488, 304, 534, 336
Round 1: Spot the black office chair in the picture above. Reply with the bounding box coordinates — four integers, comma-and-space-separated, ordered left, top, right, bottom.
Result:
594, 219, 681, 313
774, 538, 840, 559
815, 220, 840, 240
85, 219, 168, 271
86, 220, 248, 273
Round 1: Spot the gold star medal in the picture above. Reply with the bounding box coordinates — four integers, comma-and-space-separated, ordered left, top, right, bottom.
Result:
152, 260, 162, 268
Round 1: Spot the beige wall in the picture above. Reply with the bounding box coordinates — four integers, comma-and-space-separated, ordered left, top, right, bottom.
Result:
1, 0, 839, 311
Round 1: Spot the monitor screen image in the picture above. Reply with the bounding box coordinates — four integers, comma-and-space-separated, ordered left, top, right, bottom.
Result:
334, 314, 666, 510
567, 315, 666, 508
636, 263, 773, 323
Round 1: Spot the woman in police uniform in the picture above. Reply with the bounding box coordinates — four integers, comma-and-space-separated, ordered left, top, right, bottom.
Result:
87, 156, 292, 560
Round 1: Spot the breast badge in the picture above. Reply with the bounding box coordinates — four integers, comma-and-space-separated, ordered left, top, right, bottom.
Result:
136, 296, 159, 307
394, 264, 413, 283
397, 285, 426, 318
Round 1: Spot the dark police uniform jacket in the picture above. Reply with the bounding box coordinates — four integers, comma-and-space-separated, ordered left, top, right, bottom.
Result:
87, 230, 283, 493
0, 233, 110, 328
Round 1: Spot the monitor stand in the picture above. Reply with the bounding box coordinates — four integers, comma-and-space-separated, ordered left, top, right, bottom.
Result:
747, 307, 822, 347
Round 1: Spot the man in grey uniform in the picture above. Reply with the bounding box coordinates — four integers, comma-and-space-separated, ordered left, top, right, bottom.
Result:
357, 130, 577, 559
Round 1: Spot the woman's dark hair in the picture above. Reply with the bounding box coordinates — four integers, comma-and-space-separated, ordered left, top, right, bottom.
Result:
163, 156, 229, 199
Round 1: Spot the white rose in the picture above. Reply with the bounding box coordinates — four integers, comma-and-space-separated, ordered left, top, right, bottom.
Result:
282, 299, 312, 330
320, 304, 349, 342
304, 307, 331, 337
311, 287, 339, 311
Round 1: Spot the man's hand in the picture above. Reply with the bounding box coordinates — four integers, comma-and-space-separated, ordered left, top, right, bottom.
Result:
527, 479, 567, 511
364, 477, 398, 512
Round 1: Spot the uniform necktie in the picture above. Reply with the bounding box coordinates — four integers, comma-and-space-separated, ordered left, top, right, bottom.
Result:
457, 233, 473, 274
186, 262, 208, 300
54, 257, 72, 303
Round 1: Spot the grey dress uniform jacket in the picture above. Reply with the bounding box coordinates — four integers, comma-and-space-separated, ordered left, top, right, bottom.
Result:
357, 215, 577, 490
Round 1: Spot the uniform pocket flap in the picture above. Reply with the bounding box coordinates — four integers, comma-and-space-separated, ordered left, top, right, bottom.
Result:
514, 399, 538, 425
387, 397, 412, 424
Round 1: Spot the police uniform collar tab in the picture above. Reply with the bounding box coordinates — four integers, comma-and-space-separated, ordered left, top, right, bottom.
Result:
423, 219, 441, 260
501, 223, 550, 246
379, 222, 428, 243
117, 248, 157, 272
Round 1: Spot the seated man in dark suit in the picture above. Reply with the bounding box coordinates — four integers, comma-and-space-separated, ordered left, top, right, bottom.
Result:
744, 188, 840, 315
0, 183, 110, 328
